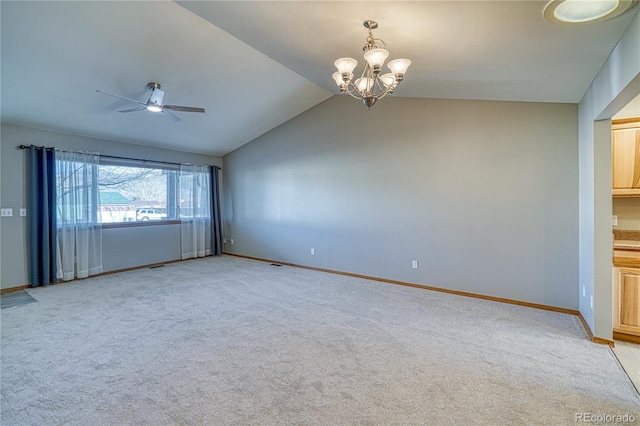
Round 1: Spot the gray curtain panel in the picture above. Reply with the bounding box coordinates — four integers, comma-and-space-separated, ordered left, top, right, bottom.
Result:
210, 165, 223, 256
28, 145, 57, 286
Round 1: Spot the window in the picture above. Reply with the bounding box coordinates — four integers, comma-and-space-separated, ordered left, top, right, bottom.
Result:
53, 154, 211, 226
56, 151, 100, 226
97, 159, 178, 225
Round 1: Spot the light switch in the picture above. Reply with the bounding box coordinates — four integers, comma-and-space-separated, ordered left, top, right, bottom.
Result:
612, 215, 618, 226
1, 208, 13, 217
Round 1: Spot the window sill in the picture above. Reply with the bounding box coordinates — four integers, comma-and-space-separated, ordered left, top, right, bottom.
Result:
101, 220, 180, 229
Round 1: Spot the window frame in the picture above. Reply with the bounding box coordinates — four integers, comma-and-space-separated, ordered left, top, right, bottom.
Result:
98, 157, 180, 229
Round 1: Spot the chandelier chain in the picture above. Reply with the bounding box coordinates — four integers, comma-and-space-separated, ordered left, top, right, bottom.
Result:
364, 34, 387, 52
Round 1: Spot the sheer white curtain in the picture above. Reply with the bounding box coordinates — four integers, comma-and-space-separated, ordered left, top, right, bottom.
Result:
180, 164, 211, 260
56, 150, 103, 281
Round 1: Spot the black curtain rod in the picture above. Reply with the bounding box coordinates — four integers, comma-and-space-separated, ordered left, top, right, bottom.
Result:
18, 145, 220, 169
19, 144, 54, 151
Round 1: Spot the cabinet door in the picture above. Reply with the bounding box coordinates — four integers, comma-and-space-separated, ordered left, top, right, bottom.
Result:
612, 129, 640, 192
614, 267, 640, 335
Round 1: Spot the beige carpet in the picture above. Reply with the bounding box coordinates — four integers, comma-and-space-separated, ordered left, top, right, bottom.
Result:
1, 255, 638, 425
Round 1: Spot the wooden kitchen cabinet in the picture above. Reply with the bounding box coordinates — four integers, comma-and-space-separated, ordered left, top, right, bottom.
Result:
612, 119, 640, 197
613, 266, 640, 336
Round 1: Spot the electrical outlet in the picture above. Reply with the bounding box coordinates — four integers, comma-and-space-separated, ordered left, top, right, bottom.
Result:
612, 215, 618, 226
1, 208, 12, 217
311, 248, 315, 255
20, 208, 27, 217
582, 285, 585, 298
412, 260, 418, 269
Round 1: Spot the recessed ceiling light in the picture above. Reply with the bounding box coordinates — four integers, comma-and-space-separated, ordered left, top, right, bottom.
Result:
544, 0, 639, 24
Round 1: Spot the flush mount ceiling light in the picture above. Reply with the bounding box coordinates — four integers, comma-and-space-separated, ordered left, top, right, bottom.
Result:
544, 0, 639, 24
333, 20, 411, 109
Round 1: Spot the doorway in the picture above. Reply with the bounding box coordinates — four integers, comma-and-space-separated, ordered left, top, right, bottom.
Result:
610, 94, 640, 390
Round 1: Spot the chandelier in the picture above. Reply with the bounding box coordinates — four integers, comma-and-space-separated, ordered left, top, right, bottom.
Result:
332, 20, 411, 109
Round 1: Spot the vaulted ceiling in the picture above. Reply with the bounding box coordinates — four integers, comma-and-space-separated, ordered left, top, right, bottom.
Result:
1, 1, 638, 156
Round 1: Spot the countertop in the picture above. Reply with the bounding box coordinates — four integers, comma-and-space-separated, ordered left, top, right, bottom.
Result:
613, 230, 640, 267
613, 229, 640, 241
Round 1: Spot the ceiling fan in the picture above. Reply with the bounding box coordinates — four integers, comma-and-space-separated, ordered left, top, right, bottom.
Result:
96, 82, 205, 121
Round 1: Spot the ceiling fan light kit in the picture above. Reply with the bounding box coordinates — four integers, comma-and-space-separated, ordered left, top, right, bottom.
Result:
146, 82, 164, 112
96, 82, 205, 121
543, 0, 639, 24
333, 20, 411, 109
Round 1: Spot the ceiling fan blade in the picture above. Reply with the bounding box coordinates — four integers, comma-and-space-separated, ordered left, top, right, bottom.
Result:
118, 107, 146, 113
96, 90, 146, 106
163, 105, 205, 113
162, 109, 181, 121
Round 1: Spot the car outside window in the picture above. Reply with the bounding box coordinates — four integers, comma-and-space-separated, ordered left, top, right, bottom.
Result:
135, 209, 167, 221
98, 161, 177, 225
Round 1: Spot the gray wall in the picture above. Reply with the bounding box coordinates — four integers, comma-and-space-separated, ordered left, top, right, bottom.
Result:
578, 10, 640, 339
0, 124, 222, 289
224, 96, 579, 309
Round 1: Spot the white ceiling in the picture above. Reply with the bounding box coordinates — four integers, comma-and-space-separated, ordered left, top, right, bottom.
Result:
1, 1, 638, 156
